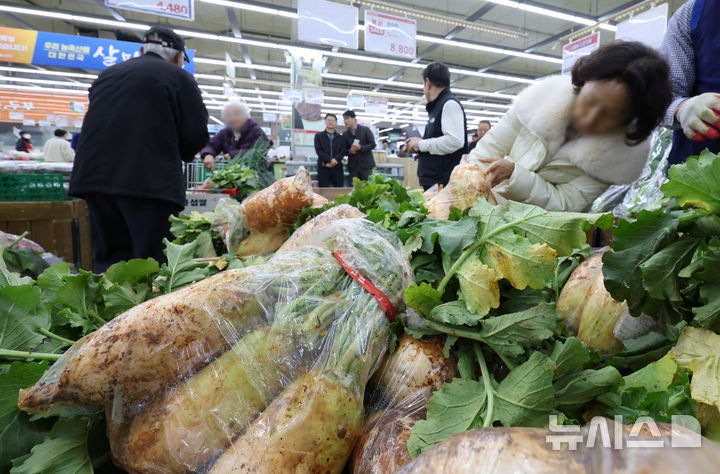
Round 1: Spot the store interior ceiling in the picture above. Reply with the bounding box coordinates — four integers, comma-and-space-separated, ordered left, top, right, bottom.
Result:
0, 0, 687, 129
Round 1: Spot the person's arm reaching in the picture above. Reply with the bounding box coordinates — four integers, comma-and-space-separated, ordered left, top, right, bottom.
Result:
176, 73, 209, 163
660, 0, 696, 128
418, 100, 465, 155
467, 110, 518, 170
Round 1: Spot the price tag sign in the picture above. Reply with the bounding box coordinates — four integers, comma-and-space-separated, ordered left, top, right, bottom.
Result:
366, 97, 388, 116
346, 94, 365, 109
562, 32, 599, 74
105, 0, 194, 21
305, 89, 324, 105
282, 88, 303, 102
364, 10, 416, 59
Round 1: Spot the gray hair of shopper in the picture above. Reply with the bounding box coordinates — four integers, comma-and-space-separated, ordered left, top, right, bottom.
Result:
143, 33, 180, 62
222, 99, 251, 121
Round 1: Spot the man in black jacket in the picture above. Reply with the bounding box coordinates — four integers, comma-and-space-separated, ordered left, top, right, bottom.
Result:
314, 113, 346, 187
69, 25, 208, 271
342, 110, 376, 181
406, 62, 467, 189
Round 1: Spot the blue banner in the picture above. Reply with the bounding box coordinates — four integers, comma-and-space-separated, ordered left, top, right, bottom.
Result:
0, 26, 195, 74
33, 31, 195, 74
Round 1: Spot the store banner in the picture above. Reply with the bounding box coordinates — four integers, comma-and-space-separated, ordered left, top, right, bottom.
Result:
0, 90, 88, 124
561, 32, 599, 75
364, 10, 416, 59
0, 26, 195, 74
297, 0, 359, 49
366, 97, 388, 116
282, 87, 303, 102
105, 0, 195, 21
615, 3, 668, 50
262, 112, 277, 123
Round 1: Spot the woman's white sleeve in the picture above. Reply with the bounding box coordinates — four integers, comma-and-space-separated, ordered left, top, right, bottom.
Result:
467, 111, 519, 167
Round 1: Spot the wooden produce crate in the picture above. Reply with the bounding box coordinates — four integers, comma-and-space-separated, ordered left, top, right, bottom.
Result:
0, 200, 93, 271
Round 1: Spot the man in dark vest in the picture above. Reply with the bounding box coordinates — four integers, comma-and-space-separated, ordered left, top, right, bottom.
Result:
662, 0, 720, 167
405, 62, 467, 190
342, 110, 376, 181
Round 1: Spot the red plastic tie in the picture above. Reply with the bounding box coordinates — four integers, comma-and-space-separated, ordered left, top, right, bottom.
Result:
333, 250, 397, 322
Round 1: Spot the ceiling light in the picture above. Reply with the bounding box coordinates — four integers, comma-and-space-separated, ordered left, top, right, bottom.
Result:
200, 0, 298, 18
485, 0, 617, 31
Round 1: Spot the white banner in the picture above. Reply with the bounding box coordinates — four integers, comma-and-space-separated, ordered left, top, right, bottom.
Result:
225, 52, 235, 79
562, 32, 600, 75
615, 4, 668, 50
262, 112, 277, 123
105, 0, 194, 21
298, 0, 358, 49
366, 97, 388, 116
305, 89, 324, 105
346, 94, 365, 109
364, 10, 416, 59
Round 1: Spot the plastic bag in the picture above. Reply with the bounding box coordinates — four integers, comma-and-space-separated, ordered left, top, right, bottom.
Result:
19, 215, 414, 474
0, 230, 44, 252
350, 335, 457, 474
589, 184, 631, 213
277, 204, 365, 255
425, 158, 496, 219
613, 127, 673, 218
397, 420, 720, 473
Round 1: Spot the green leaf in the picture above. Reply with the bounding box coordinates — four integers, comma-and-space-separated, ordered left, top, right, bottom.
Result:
670, 326, 720, 412
477, 303, 562, 362
480, 230, 558, 291
410, 253, 444, 284
415, 218, 477, 261
455, 255, 500, 316
10, 415, 98, 474
0, 258, 33, 286
602, 210, 678, 316
404, 282, 443, 316
430, 301, 486, 326
36, 263, 71, 301
158, 239, 208, 293
549, 337, 593, 380
455, 340, 476, 380
103, 258, 159, 285
493, 351, 555, 427
0, 362, 52, 470
554, 366, 623, 415
0, 285, 50, 352
640, 236, 701, 301
662, 149, 720, 212
407, 378, 486, 457
55, 272, 102, 319
2, 249, 48, 279
102, 282, 151, 317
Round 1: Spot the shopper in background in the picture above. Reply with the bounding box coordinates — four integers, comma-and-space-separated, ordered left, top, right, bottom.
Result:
201, 99, 268, 171
43, 129, 75, 162
314, 113, 346, 187
468, 41, 671, 212
661, 0, 720, 166
406, 62, 468, 189
342, 110, 376, 181
15, 131, 32, 152
468, 120, 492, 152
70, 25, 208, 272
381, 139, 391, 152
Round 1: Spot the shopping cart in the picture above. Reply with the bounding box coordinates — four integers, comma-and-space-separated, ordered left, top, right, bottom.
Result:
184, 157, 229, 189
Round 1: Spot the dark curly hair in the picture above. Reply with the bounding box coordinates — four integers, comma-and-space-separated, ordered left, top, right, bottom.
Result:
571, 41, 671, 145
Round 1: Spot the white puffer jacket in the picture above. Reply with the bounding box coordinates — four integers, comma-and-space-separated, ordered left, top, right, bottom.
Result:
468, 75, 649, 212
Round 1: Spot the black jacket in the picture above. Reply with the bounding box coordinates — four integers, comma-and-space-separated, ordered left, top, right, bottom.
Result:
342, 124, 376, 172
15, 137, 31, 152
314, 130, 347, 167
417, 88, 467, 188
70, 53, 209, 208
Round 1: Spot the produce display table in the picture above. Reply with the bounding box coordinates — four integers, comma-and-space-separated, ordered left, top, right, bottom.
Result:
0, 199, 93, 271
284, 160, 404, 185
376, 154, 420, 189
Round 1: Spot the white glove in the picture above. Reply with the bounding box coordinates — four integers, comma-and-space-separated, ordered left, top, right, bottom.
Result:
676, 92, 720, 141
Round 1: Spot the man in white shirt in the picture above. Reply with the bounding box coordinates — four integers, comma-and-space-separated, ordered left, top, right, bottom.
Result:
43, 129, 75, 162
405, 62, 467, 189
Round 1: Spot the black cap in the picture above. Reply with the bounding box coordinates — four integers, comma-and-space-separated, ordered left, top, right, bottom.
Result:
342, 110, 356, 118
143, 25, 189, 62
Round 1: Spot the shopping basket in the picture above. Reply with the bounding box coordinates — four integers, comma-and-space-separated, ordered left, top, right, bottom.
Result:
0, 173, 65, 201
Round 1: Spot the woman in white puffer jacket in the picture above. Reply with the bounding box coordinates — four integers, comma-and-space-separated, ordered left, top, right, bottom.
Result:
468, 41, 672, 212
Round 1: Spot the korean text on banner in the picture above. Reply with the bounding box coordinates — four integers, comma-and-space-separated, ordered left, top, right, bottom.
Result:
298, 0, 359, 49
0, 26, 195, 74
561, 32, 600, 75
105, 0, 194, 21
305, 89, 324, 105
364, 10, 416, 59
347, 95, 365, 109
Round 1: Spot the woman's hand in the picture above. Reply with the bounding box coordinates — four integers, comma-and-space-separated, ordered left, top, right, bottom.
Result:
478, 157, 515, 187
203, 154, 216, 171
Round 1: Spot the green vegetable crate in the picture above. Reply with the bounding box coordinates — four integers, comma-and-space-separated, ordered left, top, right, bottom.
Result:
0, 173, 65, 201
